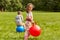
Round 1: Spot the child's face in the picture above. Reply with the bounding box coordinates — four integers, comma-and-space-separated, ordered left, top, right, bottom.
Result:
26, 5, 33, 12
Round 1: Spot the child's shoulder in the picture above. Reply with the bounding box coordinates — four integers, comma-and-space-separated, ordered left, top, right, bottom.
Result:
16, 15, 20, 18
17, 15, 22, 17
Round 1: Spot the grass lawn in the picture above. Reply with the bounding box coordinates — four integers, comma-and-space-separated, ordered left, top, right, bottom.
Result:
0, 11, 60, 40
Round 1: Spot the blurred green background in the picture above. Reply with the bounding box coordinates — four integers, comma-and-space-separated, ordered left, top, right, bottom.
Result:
0, 0, 60, 12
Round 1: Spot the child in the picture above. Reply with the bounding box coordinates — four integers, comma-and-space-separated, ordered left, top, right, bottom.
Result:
24, 3, 34, 40
15, 11, 24, 26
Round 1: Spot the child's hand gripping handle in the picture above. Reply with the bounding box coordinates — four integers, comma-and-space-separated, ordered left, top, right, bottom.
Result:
32, 21, 37, 27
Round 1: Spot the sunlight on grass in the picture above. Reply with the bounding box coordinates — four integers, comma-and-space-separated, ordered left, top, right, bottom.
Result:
0, 11, 60, 40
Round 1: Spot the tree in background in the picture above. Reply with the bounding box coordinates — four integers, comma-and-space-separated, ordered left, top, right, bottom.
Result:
22, 0, 60, 11
0, 0, 60, 12
10, 0, 22, 11
0, 0, 22, 11
0, 0, 10, 11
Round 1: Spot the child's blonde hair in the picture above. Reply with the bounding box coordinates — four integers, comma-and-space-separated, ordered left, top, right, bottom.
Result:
26, 3, 34, 8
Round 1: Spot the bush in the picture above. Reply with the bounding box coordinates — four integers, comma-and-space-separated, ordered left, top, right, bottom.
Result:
0, 0, 60, 12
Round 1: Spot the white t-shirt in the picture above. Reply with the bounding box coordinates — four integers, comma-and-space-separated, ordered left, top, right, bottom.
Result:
25, 12, 33, 30
15, 15, 23, 25
26, 12, 33, 21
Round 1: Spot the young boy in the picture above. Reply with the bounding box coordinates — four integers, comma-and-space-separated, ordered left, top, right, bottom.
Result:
24, 3, 34, 40
15, 11, 24, 26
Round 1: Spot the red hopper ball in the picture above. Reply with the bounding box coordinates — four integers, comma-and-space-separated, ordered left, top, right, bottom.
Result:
29, 25, 41, 37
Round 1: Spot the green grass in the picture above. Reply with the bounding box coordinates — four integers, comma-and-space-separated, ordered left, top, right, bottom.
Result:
0, 11, 60, 40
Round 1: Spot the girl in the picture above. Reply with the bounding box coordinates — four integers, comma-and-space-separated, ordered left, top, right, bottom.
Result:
24, 3, 34, 40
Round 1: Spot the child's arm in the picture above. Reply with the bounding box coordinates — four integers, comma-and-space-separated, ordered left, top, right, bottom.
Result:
22, 15, 24, 22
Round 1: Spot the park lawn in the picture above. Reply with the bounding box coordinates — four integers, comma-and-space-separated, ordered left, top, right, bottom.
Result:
0, 11, 60, 40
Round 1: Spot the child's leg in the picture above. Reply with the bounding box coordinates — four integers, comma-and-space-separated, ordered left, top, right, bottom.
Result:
24, 30, 30, 40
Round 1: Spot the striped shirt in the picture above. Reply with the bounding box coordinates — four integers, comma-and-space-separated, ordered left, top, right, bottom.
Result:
16, 15, 23, 25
